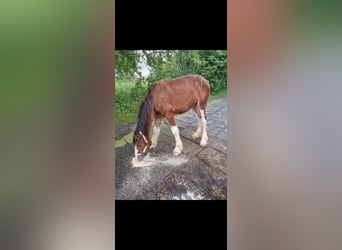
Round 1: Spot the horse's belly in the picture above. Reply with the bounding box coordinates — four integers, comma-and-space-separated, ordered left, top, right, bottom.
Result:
173, 99, 197, 114
173, 107, 192, 114
155, 101, 195, 115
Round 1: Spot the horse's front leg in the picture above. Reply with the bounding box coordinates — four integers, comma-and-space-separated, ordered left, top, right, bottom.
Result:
150, 118, 162, 149
166, 114, 183, 156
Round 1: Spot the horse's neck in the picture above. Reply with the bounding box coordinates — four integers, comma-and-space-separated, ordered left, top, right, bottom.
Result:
137, 96, 155, 140
138, 112, 154, 140
145, 113, 154, 139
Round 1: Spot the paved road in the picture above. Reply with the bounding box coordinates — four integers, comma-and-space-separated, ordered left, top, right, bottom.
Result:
115, 96, 227, 200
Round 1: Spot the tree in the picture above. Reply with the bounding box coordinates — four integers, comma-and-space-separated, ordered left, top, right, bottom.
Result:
115, 50, 227, 93
114, 50, 140, 80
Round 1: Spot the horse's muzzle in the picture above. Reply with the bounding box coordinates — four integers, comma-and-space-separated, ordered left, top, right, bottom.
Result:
136, 153, 147, 162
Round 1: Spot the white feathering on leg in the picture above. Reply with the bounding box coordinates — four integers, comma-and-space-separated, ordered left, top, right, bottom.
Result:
151, 126, 160, 148
171, 126, 183, 155
199, 110, 208, 146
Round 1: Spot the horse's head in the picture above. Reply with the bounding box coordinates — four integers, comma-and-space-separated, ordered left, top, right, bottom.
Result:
133, 130, 151, 161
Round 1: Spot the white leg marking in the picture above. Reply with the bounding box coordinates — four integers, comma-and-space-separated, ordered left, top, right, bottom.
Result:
134, 145, 138, 158
171, 126, 183, 156
150, 126, 160, 148
200, 110, 208, 147
191, 115, 203, 139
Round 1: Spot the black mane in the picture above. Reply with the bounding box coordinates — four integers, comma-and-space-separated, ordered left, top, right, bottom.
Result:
135, 86, 154, 136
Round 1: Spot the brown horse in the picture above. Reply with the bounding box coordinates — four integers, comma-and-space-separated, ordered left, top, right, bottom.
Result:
133, 74, 210, 161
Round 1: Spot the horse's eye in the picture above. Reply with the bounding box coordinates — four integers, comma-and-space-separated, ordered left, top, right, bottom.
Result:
137, 143, 141, 147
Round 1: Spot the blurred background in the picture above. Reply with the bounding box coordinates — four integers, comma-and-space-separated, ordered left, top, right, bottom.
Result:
0, 0, 114, 249
229, 0, 342, 249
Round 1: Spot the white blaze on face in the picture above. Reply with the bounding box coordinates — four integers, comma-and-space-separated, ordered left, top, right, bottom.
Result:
134, 145, 138, 159
131, 152, 151, 167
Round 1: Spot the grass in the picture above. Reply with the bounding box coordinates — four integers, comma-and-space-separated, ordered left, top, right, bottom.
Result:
115, 80, 141, 123
115, 80, 227, 124
208, 89, 227, 100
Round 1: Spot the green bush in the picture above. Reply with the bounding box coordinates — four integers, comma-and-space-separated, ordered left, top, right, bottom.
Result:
198, 50, 227, 93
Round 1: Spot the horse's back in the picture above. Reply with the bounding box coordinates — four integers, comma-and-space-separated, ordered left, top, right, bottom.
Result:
151, 75, 210, 114
154, 74, 209, 93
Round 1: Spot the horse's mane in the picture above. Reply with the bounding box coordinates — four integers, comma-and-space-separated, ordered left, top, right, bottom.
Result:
135, 85, 154, 136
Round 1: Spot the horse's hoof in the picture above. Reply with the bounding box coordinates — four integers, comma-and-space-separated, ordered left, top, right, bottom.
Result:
173, 148, 182, 156
191, 132, 201, 139
200, 141, 208, 147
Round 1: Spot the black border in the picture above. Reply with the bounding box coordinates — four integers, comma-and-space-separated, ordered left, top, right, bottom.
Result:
115, 200, 227, 249
115, 0, 227, 50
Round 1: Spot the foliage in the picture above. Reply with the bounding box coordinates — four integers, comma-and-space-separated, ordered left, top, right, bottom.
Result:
114, 50, 140, 80
198, 50, 227, 93
115, 50, 227, 93
130, 78, 148, 102
114, 80, 140, 123
115, 79, 152, 123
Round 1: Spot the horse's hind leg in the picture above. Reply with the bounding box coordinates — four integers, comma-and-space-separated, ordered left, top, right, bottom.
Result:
191, 103, 203, 139
165, 113, 183, 156
199, 109, 208, 147
198, 80, 210, 146
151, 118, 162, 149
199, 101, 209, 147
